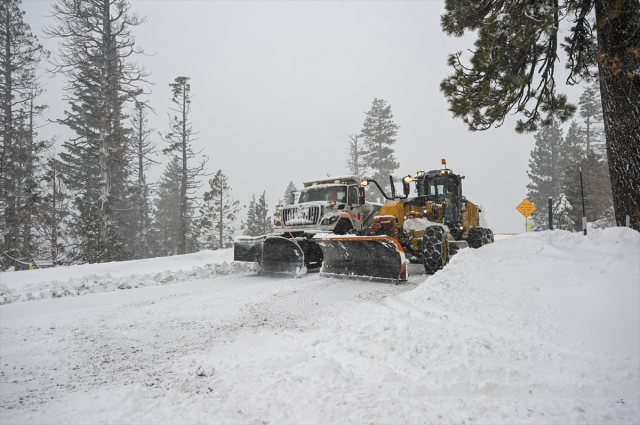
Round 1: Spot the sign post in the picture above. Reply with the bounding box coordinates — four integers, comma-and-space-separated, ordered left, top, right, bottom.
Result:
516, 199, 537, 232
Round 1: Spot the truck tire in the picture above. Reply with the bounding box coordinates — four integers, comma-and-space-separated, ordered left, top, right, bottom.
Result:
422, 225, 449, 275
468, 227, 486, 249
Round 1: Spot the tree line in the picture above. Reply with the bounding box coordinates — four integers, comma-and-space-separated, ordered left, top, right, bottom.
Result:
526, 83, 614, 231
0, 0, 273, 270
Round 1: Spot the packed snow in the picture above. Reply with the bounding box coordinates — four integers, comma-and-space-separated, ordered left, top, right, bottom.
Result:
1, 228, 638, 424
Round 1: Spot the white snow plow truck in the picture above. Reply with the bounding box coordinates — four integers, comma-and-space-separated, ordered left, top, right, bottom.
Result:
233, 176, 380, 277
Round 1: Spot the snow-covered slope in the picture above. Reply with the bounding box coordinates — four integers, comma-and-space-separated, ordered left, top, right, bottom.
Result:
1, 228, 638, 424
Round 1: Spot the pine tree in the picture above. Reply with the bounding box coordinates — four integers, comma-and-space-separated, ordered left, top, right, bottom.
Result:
150, 158, 182, 256
281, 181, 297, 205
161, 76, 209, 255
439, 0, 640, 230
46, 0, 148, 262
254, 191, 273, 236
553, 193, 575, 231
129, 101, 156, 259
577, 82, 604, 156
32, 152, 73, 266
526, 119, 567, 229
345, 134, 368, 177
0, 0, 47, 269
245, 193, 259, 236
360, 98, 400, 201
197, 170, 240, 249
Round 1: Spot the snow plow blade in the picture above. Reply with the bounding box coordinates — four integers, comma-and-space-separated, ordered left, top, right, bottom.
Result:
315, 236, 407, 283
260, 236, 307, 277
234, 236, 266, 263
234, 236, 308, 278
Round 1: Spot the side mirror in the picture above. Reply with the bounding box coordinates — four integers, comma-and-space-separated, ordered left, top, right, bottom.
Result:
358, 187, 365, 204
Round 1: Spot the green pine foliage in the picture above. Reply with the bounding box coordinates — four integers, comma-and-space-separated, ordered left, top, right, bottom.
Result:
440, 0, 640, 230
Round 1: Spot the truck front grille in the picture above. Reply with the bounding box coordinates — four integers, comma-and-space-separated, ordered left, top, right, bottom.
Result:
281, 205, 322, 226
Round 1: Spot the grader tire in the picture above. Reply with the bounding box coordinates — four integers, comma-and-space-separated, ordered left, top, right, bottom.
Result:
422, 225, 449, 275
468, 227, 486, 249
483, 228, 494, 244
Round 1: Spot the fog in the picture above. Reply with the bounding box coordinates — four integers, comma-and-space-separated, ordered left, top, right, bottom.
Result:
22, 0, 585, 233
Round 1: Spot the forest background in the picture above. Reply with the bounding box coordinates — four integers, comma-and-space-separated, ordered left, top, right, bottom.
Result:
1, 0, 617, 269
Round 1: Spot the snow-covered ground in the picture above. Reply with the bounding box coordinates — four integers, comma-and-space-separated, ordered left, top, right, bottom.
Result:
1, 228, 638, 424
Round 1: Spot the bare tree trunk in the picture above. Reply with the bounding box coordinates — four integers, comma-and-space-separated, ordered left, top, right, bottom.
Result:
594, 0, 640, 231
98, 0, 113, 260
179, 85, 187, 255
2, 9, 16, 254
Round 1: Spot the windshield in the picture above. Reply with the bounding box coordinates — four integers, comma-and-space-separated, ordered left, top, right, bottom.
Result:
417, 178, 454, 198
298, 186, 347, 203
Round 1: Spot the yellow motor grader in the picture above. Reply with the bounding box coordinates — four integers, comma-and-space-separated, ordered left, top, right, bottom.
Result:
315, 160, 493, 282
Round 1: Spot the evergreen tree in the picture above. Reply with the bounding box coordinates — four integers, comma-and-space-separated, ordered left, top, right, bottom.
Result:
345, 134, 368, 177
150, 158, 182, 256
526, 119, 567, 229
254, 191, 273, 236
245, 193, 259, 236
578, 82, 604, 156
360, 98, 399, 200
439, 0, 640, 230
129, 101, 156, 259
32, 152, 73, 266
197, 170, 240, 249
552, 193, 575, 231
161, 76, 209, 255
0, 0, 47, 269
46, 0, 148, 262
281, 180, 297, 205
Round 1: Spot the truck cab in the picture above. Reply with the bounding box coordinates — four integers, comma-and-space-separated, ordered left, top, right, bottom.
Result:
273, 176, 379, 236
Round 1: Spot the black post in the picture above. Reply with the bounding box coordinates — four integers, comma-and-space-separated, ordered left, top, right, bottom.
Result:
548, 197, 553, 230
626, 164, 631, 228
579, 167, 587, 236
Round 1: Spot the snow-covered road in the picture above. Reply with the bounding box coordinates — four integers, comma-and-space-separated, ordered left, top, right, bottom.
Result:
1, 229, 639, 424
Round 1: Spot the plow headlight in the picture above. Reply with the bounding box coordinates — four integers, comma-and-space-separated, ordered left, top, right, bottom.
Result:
403, 175, 414, 183
321, 216, 339, 226
360, 180, 368, 186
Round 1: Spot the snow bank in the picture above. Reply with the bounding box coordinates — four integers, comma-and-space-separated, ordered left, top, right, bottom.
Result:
164, 227, 636, 423
1, 228, 638, 424
0, 250, 258, 305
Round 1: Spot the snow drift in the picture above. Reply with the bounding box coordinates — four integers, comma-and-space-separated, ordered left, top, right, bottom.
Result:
0, 228, 638, 424
0, 249, 258, 305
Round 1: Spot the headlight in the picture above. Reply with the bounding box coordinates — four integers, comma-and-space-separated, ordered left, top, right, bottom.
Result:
321, 216, 339, 226
274, 220, 282, 226
403, 175, 414, 183
360, 180, 368, 186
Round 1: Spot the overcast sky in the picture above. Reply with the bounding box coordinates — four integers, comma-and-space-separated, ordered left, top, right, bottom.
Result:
22, 0, 587, 233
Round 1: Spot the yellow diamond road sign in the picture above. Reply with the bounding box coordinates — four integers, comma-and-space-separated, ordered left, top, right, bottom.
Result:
516, 199, 537, 217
